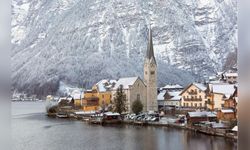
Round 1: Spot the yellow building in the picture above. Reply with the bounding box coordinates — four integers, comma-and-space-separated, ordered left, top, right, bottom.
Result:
92, 79, 115, 107
82, 90, 99, 111
180, 83, 207, 108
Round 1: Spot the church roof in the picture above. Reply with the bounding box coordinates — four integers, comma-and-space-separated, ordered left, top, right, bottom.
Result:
113, 77, 140, 90
146, 26, 156, 64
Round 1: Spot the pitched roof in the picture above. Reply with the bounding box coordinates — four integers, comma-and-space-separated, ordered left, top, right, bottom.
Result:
180, 83, 206, 95
168, 91, 182, 101
187, 111, 217, 118
163, 84, 183, 90
157, 90, 166, 101
113, 77, 140, 90
95, 79, 109, 92
220, 109, 234, 113
211, 84, 235, 96
225, 72, 238, 77
193, 83, 207, 91
145, 26, 156, 64
232, 126, 238, 131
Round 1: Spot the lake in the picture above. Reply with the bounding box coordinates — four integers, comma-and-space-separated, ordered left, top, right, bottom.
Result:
11, 102, 237, 150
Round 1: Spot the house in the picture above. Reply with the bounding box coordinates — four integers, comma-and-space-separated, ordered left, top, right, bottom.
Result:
186, 111, 217, 125
164, 91, 182, 107
206, 83, 235, 110
217, 109, 236, 121
180, 83, 207, 108
82, 90, 99, 111
92, 79, 116, 108
112, 77, 147, 112
224, 72, 238, 84
73, 93, 82, 109
157, 90, 166, 110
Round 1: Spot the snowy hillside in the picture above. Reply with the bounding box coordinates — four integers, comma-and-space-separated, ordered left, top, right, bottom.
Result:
11, 0, 237, 96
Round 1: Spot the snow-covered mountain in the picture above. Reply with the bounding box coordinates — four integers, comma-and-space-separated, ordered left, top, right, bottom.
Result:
11, 0, 237, 96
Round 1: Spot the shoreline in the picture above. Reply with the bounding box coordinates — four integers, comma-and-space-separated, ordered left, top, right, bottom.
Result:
48, 112, 237, 142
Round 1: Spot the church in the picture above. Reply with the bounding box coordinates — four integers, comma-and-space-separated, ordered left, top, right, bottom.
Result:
111, 27, 158, 112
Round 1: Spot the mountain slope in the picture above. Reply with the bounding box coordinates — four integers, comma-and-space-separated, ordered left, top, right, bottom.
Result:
11, 0, 237, 96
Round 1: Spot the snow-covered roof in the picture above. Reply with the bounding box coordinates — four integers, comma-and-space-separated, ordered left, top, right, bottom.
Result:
187, 111, 217, 118
73, 93, 81, 99
221, 109, 234, 113
113, 77, 139, 90
211, 122, 227, 128
225, 72, 238, 77
168, 91, 182, 101
157, 90, 166, 101
212, 84, 235, 95
58, 97, 73, 103
75, 111, 96, 115
193, 83, 207, 91
96, 79, 109, 92
232, 126, 238, 132
163, 84, 183, 89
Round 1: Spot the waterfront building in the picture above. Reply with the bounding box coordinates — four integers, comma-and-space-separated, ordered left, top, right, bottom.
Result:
157, 90, 166, 110
217, 109, 236, 121
112, 76, 147, 112
164, 91, 182, 107
186, 111, 217, 125
82, 90, 99, 111
73, 93, 82, 109
143, 27, 158, 112
180, 83, 207, 109
92, 79, 116, 107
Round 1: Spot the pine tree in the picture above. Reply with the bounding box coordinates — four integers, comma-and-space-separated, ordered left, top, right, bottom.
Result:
132, 98, 143, 115
113, 85, 127, 114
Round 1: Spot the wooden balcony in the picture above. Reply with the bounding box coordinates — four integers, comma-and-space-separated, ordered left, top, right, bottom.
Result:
187, 91, 198, 95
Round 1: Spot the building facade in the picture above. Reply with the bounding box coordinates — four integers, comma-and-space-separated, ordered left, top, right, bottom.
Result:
111, 77, 147, 113
180, 83, 207, 108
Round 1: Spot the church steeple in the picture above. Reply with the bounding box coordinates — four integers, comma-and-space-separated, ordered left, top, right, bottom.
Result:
146, 26, 156, 65
144, 25, 158, 112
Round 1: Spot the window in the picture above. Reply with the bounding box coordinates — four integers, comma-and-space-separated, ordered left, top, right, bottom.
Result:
137, 94, 140, 101
145, 71, 147, 75
200, 103, 202, 107
195, 103, 197, 107
150, 71, 155, 75
191, 103, 193, 107
187, 103, 189, 107
199, 90, 202, 93
199, 95, 201, 99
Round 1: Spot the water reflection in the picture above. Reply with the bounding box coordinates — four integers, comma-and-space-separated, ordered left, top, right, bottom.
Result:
12, 102, 237, 150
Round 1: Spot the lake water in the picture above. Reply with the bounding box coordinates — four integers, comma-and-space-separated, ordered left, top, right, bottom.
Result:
12, 102, 237, 150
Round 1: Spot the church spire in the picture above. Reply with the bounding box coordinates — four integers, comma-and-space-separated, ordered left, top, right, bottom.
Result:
146, 25, 156, 64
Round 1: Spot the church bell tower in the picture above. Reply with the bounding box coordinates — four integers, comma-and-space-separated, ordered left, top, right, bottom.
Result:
144, 26, 158, 112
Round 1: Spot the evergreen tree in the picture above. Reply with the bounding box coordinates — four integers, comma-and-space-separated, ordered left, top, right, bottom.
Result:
132, 98, 143, 115
113, 85, 127, 114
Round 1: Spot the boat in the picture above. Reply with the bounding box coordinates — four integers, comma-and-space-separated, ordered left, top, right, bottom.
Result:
56, 112, 68, 118
102, 112, 121, 124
